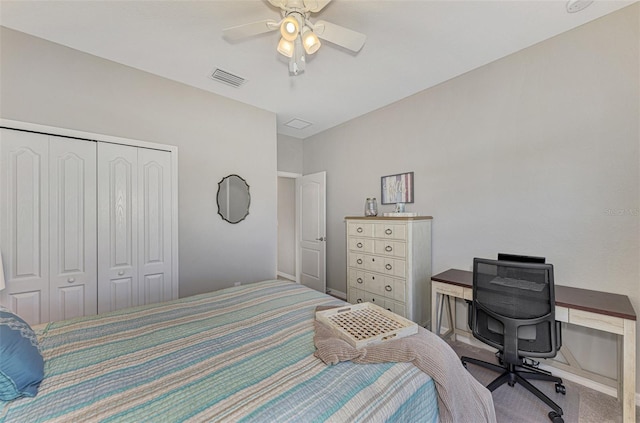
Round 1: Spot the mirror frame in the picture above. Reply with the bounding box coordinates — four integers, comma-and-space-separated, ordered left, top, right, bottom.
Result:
216, 174, 251, 224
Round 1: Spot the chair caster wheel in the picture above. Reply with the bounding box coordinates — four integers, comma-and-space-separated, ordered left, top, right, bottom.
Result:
548, 411, 564, 423
555, 383, 566, 394
508, 381, 515, 387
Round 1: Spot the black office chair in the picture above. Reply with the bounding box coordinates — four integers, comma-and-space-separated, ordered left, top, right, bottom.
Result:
461, 258, 566, 423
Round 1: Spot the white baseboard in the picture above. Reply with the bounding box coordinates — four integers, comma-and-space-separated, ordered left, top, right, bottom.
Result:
276, 271, 296, 282
326, 289, 346, 300
454, 333, 640, 406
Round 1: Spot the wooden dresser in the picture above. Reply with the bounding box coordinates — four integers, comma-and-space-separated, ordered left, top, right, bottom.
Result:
345, 216, 432, 326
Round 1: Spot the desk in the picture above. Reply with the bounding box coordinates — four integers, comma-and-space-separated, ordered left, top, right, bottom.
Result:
431, 269, 637, 423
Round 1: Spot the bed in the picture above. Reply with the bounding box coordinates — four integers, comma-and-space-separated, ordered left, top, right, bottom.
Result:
0, 280, 494, 422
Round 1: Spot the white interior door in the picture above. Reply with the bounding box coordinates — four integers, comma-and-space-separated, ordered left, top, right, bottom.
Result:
49, 136, 97, 321
296, 171, 326, 293
0, 129, 50, 325
137, 148, 172, 306
97, 142, 138, 313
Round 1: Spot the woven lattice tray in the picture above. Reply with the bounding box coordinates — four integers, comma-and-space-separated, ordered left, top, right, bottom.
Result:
316, 302, 418, 349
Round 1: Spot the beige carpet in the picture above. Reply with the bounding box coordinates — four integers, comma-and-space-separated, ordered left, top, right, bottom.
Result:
447, 339, 639, 423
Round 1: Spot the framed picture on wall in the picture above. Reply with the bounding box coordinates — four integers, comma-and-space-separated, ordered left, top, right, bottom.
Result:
381, 172, 414, 204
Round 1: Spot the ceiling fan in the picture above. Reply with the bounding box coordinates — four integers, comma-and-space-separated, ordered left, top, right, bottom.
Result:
222, 0, 366, 76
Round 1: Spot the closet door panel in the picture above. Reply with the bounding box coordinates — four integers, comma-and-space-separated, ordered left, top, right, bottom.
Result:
138, 148, 172, 305
0, 129, 50, 325
98, 143, 138, 313
49, 136, 97, 321
55, 285, 85, 320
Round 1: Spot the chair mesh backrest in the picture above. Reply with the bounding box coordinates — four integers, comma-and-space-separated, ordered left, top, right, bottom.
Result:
473, 259, 556, 357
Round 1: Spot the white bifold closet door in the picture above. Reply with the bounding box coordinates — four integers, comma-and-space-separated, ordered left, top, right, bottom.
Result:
0, 129, 97, 325
97, 143, 172, 313
49, 137, 97, 322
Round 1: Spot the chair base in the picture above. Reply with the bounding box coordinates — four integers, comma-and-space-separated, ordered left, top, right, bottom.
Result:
461, 355, 566, 422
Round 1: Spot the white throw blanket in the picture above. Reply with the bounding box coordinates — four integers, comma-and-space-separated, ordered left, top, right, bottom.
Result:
314, 319, 497, 423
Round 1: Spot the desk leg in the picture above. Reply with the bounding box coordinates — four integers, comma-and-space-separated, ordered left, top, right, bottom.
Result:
431, 288, 438, 334
622, 319, 636, 423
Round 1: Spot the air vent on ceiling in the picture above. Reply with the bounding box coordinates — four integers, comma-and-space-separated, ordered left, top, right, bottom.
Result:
566, 0, 593, 13
210, 68, 246, 87
284, 118, 312, 130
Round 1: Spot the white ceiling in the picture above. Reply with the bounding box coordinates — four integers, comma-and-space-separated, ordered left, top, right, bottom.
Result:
0, 0, 635, 139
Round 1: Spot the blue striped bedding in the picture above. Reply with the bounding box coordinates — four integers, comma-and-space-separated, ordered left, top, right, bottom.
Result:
0, 280, 438, 422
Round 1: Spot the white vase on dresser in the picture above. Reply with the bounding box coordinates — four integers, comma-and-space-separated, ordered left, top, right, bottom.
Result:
345, 216, 432, 327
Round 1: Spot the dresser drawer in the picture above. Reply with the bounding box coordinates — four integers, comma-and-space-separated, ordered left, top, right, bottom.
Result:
374, 223, 407, 240
363, 272, 405, 302
348, 269, 366, 288
349, 254, 405, 278
349, 253, 367, 269
374, 240, 406, 258
348, 222, 374, 237
380, 257, 406, 278
348, 237, 374, 253
348, 287, 366, 304
364, 292, 406, 318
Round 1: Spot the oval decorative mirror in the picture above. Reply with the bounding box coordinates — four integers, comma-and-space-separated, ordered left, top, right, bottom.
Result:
217, 174, 250, 224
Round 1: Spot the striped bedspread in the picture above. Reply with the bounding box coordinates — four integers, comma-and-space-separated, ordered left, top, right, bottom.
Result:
1, 280, 438, 422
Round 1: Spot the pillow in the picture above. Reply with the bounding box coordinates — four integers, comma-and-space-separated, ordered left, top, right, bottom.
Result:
0, 307, 44, 400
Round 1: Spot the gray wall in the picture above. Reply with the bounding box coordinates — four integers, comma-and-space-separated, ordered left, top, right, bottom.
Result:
0, 27, 278, 298
277, 134, 303, 174
277, 177, 296, 277
304, 5, 639, 388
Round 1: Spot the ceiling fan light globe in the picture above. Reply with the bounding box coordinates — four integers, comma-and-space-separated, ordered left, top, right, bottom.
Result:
280, 16, 299, 41
302, 27, 321, 55
277, 37, 294, 58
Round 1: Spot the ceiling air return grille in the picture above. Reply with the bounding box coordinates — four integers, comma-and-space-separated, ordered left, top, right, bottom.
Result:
210, 68, 246, 87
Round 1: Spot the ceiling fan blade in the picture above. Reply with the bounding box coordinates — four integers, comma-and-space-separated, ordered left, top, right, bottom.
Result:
222, 20, 279, 41
313, 20, 366, 53
304, 0, 332, 13
267, 0, 288, 9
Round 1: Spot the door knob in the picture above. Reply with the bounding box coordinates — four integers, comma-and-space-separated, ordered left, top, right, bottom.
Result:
315, 236, 326, 241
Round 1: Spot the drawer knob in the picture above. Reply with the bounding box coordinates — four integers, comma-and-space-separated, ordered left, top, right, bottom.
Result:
385, 245, 392, 252
385, 228, 392, 235
356, 299, 363, 303
118, 270, 125, 276
357, 277, 363, 284
371, 298, 375, 302
357, 242, 363, 248
67, 277, 75, 284
385, 285, 392, 292
387, 308, 392, 312
357, 227, 363, 233
385, 264, 392, 270
357, 259, 363, 265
